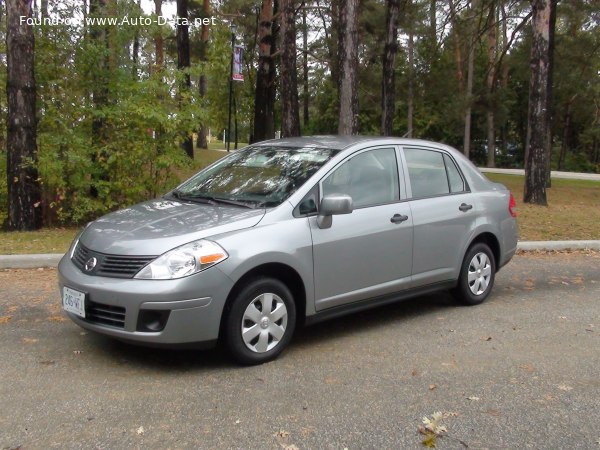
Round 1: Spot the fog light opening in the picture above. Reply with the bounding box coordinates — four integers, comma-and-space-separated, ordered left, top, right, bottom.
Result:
137, 310, 170, 332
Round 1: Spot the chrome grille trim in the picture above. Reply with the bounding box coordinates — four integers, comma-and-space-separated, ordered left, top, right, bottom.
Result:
72, 243, 156, 278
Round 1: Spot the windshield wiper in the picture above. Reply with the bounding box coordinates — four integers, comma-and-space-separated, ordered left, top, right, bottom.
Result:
172, 192, 257, 209
167, 190, 218, 205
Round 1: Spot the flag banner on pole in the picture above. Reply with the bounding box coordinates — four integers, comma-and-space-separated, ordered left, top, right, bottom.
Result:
233, 45, 244, 82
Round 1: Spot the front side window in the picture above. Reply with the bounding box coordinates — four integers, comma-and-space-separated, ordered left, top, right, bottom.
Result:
321, 148, 399, 208
173, 146, 338, 208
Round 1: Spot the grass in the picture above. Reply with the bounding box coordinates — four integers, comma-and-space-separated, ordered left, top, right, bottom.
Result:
485, 173, 600, 241
1, 170, 598, 255
0, 228, 81, 255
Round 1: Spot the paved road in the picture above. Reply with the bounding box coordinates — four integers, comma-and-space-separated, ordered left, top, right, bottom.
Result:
1, 253, 598, 449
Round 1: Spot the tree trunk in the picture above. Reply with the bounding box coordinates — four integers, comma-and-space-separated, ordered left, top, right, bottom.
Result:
40, 0, 47, 17
448, 0, 464, 92
407, 27, 414, 138
463, 30, 474, 158
430, 0, 436, 44
196, 0, 210, 149
544, 0, 556, 187
316, 0, 338, 87
381, 0, 401, 136
89, 0, 109, 199
253, 0, 276, 142
337, 0, 360, 135
132, 0, 141, 73
524, 0, 555, 205
280, 0, 301, 137
486, 1, 497, 168
302, 7, 309, 128
558, 96, 574, 171
176, 0, 193, 158
154, 0, 164, 70
6, 0, 42, 230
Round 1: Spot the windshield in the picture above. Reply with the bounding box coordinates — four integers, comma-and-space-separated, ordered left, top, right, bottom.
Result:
172, 145, 338, 207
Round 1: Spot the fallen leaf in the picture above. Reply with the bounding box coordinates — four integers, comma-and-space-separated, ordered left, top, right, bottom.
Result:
73, 350, 83, 354
559, 316, 567, 320
557, 384, 573, 391
276, 430, 290, 438
519, 364, 535, 373
421, 432, 437, 448
480, 336, 492, 341
23, 338, 38, 344
136, 426, 144, 435
235, 419, 240, 424
466, 396, 480, 401
48, 316, 66, 322
429, 384, 437, 391
0, 316, 12, 324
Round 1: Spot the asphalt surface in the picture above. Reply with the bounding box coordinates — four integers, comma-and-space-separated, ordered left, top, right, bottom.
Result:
0, 252, 598, 449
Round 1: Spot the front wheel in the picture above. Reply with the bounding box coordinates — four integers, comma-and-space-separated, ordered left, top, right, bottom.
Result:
453, 243, 496, 306
224, 278, 296, 365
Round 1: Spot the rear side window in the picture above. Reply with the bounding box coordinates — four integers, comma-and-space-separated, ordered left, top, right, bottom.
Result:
443, 154, 465, 193
405, 148, 465, 198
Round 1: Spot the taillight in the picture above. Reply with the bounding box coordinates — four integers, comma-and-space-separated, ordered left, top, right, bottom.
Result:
509, 192, 517, 217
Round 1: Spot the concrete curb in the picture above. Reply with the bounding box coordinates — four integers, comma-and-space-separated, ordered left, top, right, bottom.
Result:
516, 240, 600, 251
479, 168, 600, 181
1, 240, 599, 269
0, 253, 64, 269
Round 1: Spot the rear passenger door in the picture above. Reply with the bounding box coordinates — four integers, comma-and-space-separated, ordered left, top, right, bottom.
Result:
401, 147, 477, 285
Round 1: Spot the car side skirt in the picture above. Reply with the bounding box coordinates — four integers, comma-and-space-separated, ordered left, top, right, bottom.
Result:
304, 280, 458, 326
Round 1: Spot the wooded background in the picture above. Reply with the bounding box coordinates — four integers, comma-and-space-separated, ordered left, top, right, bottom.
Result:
1, 0, 599, 230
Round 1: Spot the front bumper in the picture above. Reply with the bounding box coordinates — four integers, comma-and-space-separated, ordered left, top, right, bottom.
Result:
58, 254, 234, 346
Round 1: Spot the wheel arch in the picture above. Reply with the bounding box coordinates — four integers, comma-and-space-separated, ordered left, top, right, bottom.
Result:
467, 231, 501, 267
218, 262, 307, 340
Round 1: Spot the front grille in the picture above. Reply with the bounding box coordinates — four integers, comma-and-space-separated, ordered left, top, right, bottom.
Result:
72, 242, 155, 278
86, 300, 126, 328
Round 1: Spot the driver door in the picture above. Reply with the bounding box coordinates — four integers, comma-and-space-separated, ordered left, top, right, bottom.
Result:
309, 147, 413, 311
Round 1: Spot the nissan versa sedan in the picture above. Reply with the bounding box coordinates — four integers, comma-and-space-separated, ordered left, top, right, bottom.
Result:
59, 136, 518, 365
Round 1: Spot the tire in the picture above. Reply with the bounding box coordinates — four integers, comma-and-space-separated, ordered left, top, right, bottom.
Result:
224, 277, 296, 365
453, 242, 496, 306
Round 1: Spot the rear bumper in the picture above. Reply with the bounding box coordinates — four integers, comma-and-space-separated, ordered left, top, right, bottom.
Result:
58, 254, 234, 346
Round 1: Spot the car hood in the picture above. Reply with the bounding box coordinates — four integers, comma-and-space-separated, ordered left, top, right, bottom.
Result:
79, 199, 266, 255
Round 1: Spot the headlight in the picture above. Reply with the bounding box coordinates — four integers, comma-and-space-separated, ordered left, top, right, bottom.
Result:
134, 239, 228, 280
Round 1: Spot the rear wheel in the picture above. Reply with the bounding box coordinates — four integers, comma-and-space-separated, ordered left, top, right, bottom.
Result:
453, 243, 496, 305
225, 278, 296, 365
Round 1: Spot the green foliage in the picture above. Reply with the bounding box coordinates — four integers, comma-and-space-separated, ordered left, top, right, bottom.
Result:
4, 0, 204, 225
2, 0, 600, 228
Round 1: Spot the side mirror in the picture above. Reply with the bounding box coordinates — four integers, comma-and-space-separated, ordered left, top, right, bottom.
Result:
317, 194, 353, 229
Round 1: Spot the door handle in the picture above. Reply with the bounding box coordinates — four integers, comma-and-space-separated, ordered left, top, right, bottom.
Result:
459, 203, 473, 212
390, 214, 409, 224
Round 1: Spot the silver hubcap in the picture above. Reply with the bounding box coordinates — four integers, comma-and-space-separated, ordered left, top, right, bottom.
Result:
467, 252, 492, 296
241, 293, 288, 353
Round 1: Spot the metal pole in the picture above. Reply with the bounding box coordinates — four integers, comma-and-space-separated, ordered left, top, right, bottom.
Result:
227, 30, 235, 152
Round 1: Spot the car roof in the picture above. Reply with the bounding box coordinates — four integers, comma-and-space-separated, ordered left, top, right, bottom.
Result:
254, 135, 388, 150
253, 135, 459, 152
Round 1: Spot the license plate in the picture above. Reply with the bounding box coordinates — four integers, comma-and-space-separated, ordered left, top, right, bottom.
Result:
63, 286, 86, 318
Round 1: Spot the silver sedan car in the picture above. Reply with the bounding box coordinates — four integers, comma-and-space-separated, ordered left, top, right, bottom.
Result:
59, 136, 518, 364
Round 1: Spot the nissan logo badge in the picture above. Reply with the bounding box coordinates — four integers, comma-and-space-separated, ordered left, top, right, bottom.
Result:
84, 257, 97, 272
